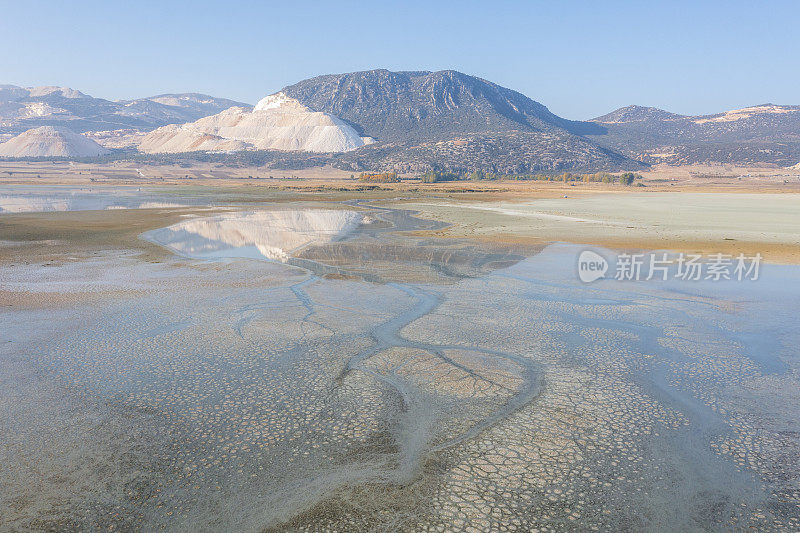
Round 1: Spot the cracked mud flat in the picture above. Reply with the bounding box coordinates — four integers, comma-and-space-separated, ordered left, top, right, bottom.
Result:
1, 189, 799, 532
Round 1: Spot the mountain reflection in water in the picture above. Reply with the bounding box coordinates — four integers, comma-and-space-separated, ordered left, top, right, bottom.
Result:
144, 209, 365, 262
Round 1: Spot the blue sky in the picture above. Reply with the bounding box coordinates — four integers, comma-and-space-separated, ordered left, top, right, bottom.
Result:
1, 0, 797, 119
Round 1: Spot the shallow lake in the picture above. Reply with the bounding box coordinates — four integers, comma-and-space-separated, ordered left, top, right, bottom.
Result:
1, 188, 798, 531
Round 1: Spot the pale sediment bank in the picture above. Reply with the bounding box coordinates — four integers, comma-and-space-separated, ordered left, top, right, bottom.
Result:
394, 192, 800, 263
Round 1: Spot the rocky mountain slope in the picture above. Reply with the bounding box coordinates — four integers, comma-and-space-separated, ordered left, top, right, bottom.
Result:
139, 93, 372, 154
0, 126, 110, 157
282, 69, 603, 142
0, 85, 250, 135
334, 130, 635, 174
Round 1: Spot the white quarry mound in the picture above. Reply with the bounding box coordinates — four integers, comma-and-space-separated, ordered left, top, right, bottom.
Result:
139, 92, 372, 154
694, 105, 797, 124
139, 123, 250, 153
22, 102, 65, 117
145, 209, 364, 262
0, 126, 110, 157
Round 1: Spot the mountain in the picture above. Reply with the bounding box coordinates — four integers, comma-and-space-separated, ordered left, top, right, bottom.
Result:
270, 69, 629, 172
0, 85, 251, 135
10, 72, 799, 170
0, 126, 110, 157
135, 93, 247, 114
281, 69, 603, 142
588, 103, 800, 166
113, 94, 251, 127
136, 69, 640, 171
139, 93, 372, 154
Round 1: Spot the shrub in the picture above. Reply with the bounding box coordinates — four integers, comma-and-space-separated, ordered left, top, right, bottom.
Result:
359, 172, 399, 183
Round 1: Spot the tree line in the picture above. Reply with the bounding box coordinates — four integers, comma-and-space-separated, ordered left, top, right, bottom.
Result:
420, 170, 644, 184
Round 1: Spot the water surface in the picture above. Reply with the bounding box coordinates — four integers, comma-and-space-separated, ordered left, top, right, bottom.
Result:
1, 191, 798, 531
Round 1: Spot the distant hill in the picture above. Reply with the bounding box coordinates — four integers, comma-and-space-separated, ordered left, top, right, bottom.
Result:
588, 103, 800, 166
592, 105, 686, 124
0, 85, 251, 135
0, 126, 110, 157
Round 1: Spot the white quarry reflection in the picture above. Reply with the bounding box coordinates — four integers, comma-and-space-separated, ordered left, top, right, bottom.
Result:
0, 187, 195, 213
144, 209, 365, 261
0, 194, 73, 213
0, 194, 188, 213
